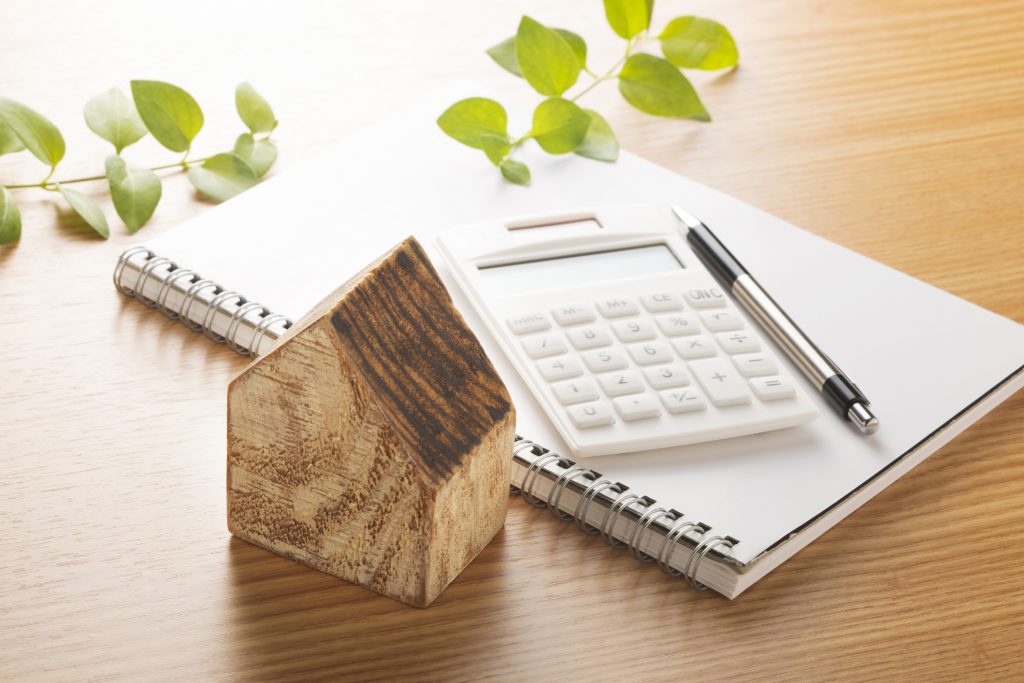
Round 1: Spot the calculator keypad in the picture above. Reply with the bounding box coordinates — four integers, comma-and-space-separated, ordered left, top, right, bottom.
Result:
510, 292, 804, 438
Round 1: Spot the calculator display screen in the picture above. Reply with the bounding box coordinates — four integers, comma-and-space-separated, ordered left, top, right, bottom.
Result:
477, 244, 683, 296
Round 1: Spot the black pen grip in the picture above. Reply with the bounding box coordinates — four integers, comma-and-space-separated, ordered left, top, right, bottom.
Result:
686, 223, 747, 286
822, 374, 869, 416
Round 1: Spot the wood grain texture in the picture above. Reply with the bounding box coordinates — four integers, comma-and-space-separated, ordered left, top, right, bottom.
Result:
228, 237, 513, 606
1, 0, 1022, 679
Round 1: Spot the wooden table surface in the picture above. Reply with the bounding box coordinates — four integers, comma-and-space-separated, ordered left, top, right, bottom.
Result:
2, 0, 1022, 679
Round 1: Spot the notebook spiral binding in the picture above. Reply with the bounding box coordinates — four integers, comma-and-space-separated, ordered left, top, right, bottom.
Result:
113, 246, 293, 358
511, 435, 739, 593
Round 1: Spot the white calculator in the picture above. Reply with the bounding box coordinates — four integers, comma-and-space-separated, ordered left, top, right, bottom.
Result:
436, 205, 818, 457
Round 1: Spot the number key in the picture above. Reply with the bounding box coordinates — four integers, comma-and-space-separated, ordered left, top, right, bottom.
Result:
582, 348, 628, 372
611, 318, 656, 342
597, 370, 644, 397
536, 356, 583, 382
627, 341, 673, 365
643, 364, 690, 389
567, 402, 615, 429
521, 332, 567, 359
551, 378, 600, 405
566, 325, 612, 350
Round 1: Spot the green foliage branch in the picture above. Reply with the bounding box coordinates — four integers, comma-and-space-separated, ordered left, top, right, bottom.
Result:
0, 81, 278, 245
437, 0, 738, 186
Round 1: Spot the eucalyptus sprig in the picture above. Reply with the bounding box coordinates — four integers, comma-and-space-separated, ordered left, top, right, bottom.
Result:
0, 80, 278, 245
437, 0, 738, 185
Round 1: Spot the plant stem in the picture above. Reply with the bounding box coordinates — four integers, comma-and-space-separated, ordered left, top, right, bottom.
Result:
3, 156, 211, 190
570, 36, 637, 103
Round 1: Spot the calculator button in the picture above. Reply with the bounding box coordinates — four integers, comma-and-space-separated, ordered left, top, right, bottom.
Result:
689, 358, 752, 407
672, 335, 716, 360
659, 388, 707, 414
507, 312, 551, 335
640, 292, 682, 312
611, 318, 656, 342
655, 313, 700, 337
552, 378, 600, 405
643, 364, 690, 389
750, 376, 796, 401
567, 325, 613, 350
716, 331, 761, 354
700, 309, 744, 332
567, 402, 615, 429
596, 297, 638, 318
732, 352, 778, 378
612, 394, 662, 421
627, 341, 673, 365
552, 304, 595, 326
683, 286, 727, 309
521, 333, 567, 359
536, 356, 583, 381
582, 348, 628, 372
597, 370, 645, 397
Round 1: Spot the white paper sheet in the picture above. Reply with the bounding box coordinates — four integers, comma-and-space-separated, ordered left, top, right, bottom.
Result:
144, 81, 1024, 567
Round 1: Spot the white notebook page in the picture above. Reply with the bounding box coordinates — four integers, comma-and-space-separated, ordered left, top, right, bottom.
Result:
143, 82, 1024, 567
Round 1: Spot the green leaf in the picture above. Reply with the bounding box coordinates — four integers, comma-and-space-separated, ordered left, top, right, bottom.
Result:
187, 152, 258, 202
480, 134, 511, 166
105, 155, 162, 233
575, 109, 619, 162
0, 186, 21, 244
603, 0, 654, 39
499, 159, 531, 186
130, 80, 204, 153
555, 29, 588, 68
487, 28, 587, 78
617, 54, 710, 120
0, 120, 25, 156
437, 98, 510, 150
0, 98, 65, 170
58, 185, 109, 239
233, 133, 277, 177
659, 17, 739, 70
83, 87, 147, 153
530, 97, 590, 154
235, 82, 277, 134
515, 16, 581, 97
486, 37, 522, 77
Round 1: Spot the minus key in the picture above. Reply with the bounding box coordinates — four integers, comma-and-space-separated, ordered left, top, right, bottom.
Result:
732, 352, 778, 378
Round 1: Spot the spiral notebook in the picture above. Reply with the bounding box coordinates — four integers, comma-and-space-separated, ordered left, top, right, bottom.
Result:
112, 82, 1024, 598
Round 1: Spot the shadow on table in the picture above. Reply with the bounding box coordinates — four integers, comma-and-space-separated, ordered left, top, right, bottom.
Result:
223, 529, 514, 678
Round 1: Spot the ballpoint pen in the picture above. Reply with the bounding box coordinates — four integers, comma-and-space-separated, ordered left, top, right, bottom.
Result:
671, 205, 879, 434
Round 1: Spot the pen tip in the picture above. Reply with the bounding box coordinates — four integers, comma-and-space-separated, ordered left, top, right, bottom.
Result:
670, 205, 703, 230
